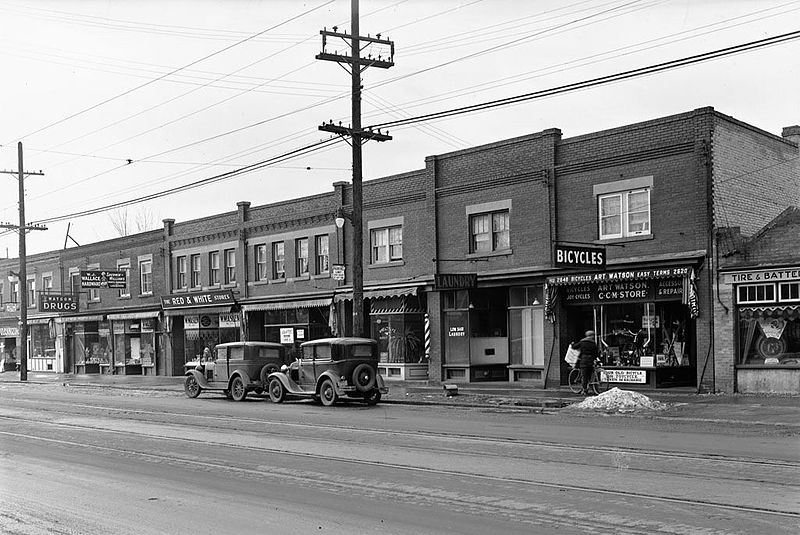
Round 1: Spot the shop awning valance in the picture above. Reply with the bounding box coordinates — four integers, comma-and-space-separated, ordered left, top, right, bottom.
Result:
107, 310, 161, 321
334, 286, 418, 303
163, 306, 233, 317
241, 298, 332, 312
26, 316, 55, 325
546, 266, 691, 286
740, 305, 800, 320
63, 315, 105, 323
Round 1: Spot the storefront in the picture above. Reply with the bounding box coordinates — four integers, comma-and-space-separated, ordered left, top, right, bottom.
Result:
107, 311, 162, 376
545, 266, 698, 389
65, 315, 110, 374
161, 290, 240, 375
371, 294, 428, 381
722, 267, 800, 393
242, 297, 333, 361
0, 324, 19, 371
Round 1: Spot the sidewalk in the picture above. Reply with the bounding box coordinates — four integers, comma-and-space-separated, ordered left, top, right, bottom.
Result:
1, 370, 798, 428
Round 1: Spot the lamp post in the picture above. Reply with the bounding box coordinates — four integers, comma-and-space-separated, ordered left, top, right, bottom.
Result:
334, 206, 364, 337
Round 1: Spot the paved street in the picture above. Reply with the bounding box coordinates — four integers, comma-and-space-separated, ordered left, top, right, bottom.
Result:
1, 378, 797, 534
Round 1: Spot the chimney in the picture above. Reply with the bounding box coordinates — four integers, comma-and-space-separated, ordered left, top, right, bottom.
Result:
237, 201, 251, 224
162, 218, 175, 237
782, 125, 800, 146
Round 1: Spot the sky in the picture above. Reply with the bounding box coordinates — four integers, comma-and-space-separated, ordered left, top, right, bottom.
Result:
1, 0, 798, 257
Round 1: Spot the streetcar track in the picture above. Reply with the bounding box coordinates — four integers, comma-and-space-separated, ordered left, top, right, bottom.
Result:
5, 396, 797, 471
0, 418, 796, 522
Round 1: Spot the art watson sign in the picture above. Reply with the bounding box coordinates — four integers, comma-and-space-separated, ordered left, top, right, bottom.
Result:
39, 294, 79, 313
554, 243, 606, 269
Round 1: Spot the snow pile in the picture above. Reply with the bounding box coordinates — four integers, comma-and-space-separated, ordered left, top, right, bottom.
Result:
570, 387, 669, 413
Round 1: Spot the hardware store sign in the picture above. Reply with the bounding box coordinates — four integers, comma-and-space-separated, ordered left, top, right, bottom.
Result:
81, 270, 127, 289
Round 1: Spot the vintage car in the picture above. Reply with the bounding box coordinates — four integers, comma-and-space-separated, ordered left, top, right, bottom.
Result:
183, 341, 287, 401
266, 337, 388, 406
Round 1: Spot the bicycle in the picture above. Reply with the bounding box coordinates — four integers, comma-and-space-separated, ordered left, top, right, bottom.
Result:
568, 358, 609, 395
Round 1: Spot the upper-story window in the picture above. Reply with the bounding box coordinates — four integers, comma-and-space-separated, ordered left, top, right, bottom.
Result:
42, 275, 53, 294
177, 256, 187, 289
190, 254, 201, 288
70, 272, 81, 298
0, 282, 4, 304
371, 226, 402, 263
272, 242, 285, 279
737, 283, 775, 304
316, 235, 329, 274
139, 258, 153, 295
10, 281, 19, 303
27, 279, 36, 307
117, 261, 131, 298
224, 249, 236, 284
209, 251, 220, 286
470, 211, 509, 253
594, 177, 653, 241
255, 245, 268, 281
296, 238, 309, 276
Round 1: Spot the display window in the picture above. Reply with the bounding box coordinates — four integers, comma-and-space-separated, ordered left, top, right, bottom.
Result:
737, 309, 800, 366
182, 313, 239, 364
73, 321, 112, 366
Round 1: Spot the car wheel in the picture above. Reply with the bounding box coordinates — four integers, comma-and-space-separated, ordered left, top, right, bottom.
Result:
260, 364, 279, 385
230, 376, 247, 401
184, 375, 201, 398
364, 389, 381, 406
319, 378, 337, 407
268, 378, 286, 403
352, 363, 376, 392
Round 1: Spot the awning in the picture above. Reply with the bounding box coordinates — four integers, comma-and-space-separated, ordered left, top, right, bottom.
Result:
26, 316, 55, 325
163, 306, 233, 317
107, 310, 161, 321
546, 266, 691, 286
241, 297, 332, 312
739, 305, 800, 320
335, 286, 418, 303
62, 315, 105, 323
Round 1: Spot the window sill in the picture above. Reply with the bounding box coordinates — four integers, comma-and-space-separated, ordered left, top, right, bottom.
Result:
466, 248, 512, 260
251, 279, 270, 287
312, 273, 331, 280
369, 260, 405, 269
174, 288, 188, 293
596, 234, 654, 245
291, 274, 310, 282
117, 295, 132, 300
222, 283, 237, 289
269, 278, 286, 285
139, 293, 153, 298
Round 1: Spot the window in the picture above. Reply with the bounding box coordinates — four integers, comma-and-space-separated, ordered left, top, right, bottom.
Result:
224, 249, 236, 284
209, 251, 220, 286
599, 188, 651, 239
737, 284, 775, 304
42, 275, 53, 294
117, 262, 131, 298
315, 235, 329, 274
139, 259, 153, 295
255, 245, 268, 281
296, 238, 309, 276
371, 226, 403, 263
779, 282, 800, 302
70, 272, 81, 298
470, 211, 509, 253
0, 282, 3, 304
27, 279, 36, 307
190, 254, 201, 288
272, 242, 285, 279
10, 281, 18, 303
177, 256, 187, 289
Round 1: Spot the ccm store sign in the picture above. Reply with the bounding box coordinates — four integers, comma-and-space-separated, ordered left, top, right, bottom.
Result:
554, 243, 606, 269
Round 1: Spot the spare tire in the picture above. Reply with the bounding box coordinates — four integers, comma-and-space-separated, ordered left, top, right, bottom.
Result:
352, 363, 376, 392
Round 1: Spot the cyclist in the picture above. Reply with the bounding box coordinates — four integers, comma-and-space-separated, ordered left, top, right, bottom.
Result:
571, 330, 599, 395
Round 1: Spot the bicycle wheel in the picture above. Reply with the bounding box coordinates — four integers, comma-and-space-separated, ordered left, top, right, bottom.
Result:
568, 368, 583, 393
591, 368, 610, 395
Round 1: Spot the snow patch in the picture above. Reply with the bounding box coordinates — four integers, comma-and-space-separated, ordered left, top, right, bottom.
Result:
569, 387, 669, 412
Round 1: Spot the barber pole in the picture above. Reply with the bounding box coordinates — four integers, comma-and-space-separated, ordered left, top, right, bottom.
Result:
424, 313, 431, 362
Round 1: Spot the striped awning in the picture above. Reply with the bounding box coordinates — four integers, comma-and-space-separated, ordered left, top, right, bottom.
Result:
739, 305, 800, 320
241, 297, 332, 312
62, 315, 105, 323
107, 310, 161, 321
335, 286, 418, 303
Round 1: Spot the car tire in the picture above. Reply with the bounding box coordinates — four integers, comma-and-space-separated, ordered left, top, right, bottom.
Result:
268, 378, 286, 403
364, 389, 381, 406
352, 363, 376, 392
184, 375, 201, 398
319, 378, 337, 407
260, 364, 279, 386
230, 376, 247, 402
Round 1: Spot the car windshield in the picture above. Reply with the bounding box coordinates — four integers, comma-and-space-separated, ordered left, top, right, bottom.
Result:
350, 345, 373, 357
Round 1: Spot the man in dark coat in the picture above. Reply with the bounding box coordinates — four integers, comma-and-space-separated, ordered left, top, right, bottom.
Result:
571, 330, 599, 395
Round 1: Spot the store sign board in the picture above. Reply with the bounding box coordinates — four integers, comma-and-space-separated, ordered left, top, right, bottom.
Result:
80, 270, 127, 289
161, 290, 235, 308
601, 369, 647, 383
563, 279, 682, 305
39, 294, 79, 313
331, 264, 345, 281
547, 266, 690, 286
435, 273, 477, 290
553, 243, 606, 269
4, 303, 19, 313
219, 314, 239, 328
721, 267, 800, 285
0, 327, 19, 337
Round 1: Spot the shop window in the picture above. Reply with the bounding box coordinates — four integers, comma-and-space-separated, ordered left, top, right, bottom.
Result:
295, 238, 309, 276
372, 313, 424, 364
738, 310, 799, 366
117, 262, 130, 298
509, 287, 544, 367
177, 256, 187, 289
371, 226, 402, 264
209, 251, 220, 286
272, 242, 285, 279
469, 289, 508, 337
315, 235, 329, 274
139, 259, 153, 295
224, 249, 236, 284
779, 282, 800, 302
443, 290, 470, 310
190, 255, 201, 288
737, 284, 775, 304
598, 188, 651, 240
30, 324, 56, 361
255, 245, 268, 281
470, 211, 509, 253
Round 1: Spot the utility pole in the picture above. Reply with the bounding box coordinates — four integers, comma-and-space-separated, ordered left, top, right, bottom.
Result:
0, 142, 47, 381
317, 0, 394, 337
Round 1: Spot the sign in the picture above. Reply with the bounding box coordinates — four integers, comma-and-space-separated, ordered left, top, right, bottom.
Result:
639, 356, 655, 367
332, 264, 345, 281
0, 327, 19, 337
721, 267, 800, 285
280, 327, 294, 344
601, 369, 647, 383
757, 317, 787, 340
296, 328, 306, 340
448, 326, 465, 337
4, 303, 19, 313
80, 270, 127, 289
435, 273, 478, 290
219, 314, 240, 328
161, 290, 235, 308
554, 243, 606, 269
39, 294, 79, 313
547, 266, 690, 286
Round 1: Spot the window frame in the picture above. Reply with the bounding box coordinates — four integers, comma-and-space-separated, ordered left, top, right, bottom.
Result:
117, 261, 131, 298
295, 238, 309, 276
469, 210, 509, 254
27, 278, 36, 308
41, 275, 53, 294
86, 264, 100, 302
10, 281, 19, 303
778, 282, 800, 303
598, 188, 651, 240
190, 254, 201, 289
139, 258, 153, 296
370, 225, 403, 264
315, 235, 329, 274
255, 244, 268, 281
177, 256, 187, 290
272, 242, 285, 280
224, 248, 236, 284
737, 283, 776, 304
209, 251, 220, 286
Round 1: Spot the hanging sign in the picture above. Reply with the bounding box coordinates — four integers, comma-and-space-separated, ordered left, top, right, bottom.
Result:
554, 243, 606, 269
39, 294, 79, 313
80, 270, 127, 289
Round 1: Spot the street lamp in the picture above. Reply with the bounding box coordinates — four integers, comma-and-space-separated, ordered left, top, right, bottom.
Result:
334, 205, 364, 337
